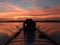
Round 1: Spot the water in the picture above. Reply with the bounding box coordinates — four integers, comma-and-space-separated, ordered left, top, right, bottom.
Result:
0, 22, 60, 45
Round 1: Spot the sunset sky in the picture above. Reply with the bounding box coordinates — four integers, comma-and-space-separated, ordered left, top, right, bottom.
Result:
0, 0, 60, 18
0, 1, 60, 44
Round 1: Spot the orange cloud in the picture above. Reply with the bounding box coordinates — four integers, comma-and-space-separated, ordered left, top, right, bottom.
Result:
28, 5, 60, 15
0, 2, 30, 18
0, 2, 60, 19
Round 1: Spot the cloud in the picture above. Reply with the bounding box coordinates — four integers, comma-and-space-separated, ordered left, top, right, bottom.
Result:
0, 2, 26, 11
0, 2, 60, 19
0, 2, 30, 17
0, 6, 60, 18
27, 5, 60, 16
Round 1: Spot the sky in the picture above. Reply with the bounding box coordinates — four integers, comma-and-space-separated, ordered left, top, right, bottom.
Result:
0, 0, 60, 18
0, 0, 60, 9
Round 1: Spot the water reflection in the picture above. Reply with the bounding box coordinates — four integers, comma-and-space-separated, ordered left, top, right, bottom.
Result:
0, 22, 60, 45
